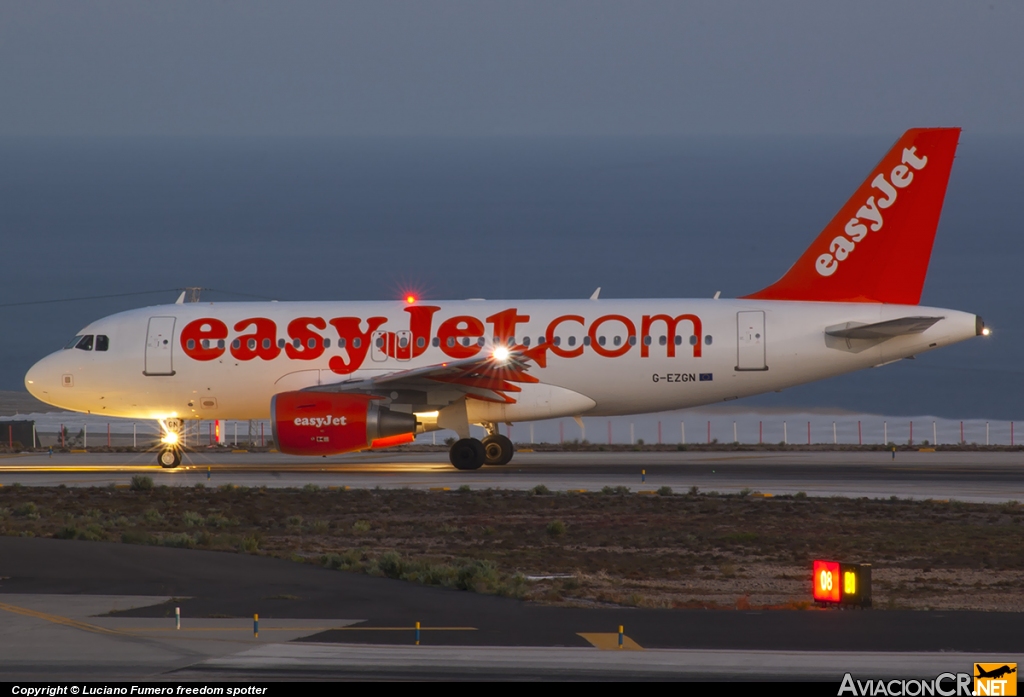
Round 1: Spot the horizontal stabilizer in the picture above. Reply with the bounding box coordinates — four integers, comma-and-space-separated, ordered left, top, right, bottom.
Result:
825, 316, 943, 340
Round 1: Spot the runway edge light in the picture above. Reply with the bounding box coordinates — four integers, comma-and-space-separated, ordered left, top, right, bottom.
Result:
813, 560, 872, 608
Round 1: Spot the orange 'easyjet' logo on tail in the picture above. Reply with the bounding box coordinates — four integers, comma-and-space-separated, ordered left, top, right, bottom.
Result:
742, 127, 961, 305
815, 146, 929, 277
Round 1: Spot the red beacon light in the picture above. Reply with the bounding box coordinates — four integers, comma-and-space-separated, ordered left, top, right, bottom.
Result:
405, 294, 417, 305
813, 559, 871, 607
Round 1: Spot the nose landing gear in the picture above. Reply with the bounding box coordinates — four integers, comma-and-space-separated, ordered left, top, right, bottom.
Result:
157, 418, 184, 469
157, 447, 181, 469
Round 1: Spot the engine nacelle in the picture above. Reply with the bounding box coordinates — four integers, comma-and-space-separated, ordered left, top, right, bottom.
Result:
271, 391, 417, 456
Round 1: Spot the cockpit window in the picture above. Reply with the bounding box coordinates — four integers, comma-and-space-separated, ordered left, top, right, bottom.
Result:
64, 335, 84, 349
96, 335, 109, 352
75, 335, 94, 351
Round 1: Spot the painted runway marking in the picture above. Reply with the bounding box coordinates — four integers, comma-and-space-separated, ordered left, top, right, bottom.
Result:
0, 600, 123, 637
578, 632, 643, 650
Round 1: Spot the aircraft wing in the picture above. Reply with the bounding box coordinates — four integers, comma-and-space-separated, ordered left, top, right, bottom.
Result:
309, 344, 549, 404
825, 316, 944, 340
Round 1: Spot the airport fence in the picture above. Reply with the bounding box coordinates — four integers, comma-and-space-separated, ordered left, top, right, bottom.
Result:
4, 413, 1024, 450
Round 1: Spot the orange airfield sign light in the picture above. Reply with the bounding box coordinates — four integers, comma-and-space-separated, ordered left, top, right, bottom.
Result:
813, 560, 872, 607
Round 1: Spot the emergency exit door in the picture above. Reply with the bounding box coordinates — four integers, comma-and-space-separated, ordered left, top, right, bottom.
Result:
144, 316, 176, 376
736, 311, 767, 371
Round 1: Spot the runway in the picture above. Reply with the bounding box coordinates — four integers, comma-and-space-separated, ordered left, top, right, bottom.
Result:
1, 450, 1022, 502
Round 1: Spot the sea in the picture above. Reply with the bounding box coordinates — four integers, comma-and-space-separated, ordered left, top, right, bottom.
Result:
1, 134, 1021, 430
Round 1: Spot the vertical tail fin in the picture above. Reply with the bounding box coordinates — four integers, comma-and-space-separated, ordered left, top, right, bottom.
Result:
744, 128, 961, 304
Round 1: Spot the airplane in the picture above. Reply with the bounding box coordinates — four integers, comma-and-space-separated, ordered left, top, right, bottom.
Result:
24, 128, 989, 471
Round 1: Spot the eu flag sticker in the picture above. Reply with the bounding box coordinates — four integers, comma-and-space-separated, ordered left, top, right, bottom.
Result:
699, 373, 713, 381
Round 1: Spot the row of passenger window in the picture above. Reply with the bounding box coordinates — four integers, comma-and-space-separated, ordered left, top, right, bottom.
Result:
63, 335, 110, 352
184, 335, 712, 351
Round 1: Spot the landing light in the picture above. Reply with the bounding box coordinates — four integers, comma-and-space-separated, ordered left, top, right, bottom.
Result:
161, 431, 180, 446
982, 328, 991, 336
492, 346, 510, 363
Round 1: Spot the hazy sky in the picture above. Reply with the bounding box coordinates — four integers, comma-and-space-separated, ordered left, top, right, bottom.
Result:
2, 1, 1022, 137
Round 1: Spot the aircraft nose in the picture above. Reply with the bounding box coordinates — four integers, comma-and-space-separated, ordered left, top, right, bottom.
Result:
25, 355, 57, 401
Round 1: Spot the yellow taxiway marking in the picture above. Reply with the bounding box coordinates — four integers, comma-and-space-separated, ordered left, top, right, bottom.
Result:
334, 626, 477, 631
577, 633, 643, 650
127, 626, 350, 632
0, 601, 123, 637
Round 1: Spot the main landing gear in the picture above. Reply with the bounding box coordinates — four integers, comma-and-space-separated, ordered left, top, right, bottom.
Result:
482, 434, 514, 466
447, 428, 516, 470
449, 438, 485, 470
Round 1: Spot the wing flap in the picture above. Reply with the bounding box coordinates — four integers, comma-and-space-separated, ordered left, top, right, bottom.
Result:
308, 343, 549, 405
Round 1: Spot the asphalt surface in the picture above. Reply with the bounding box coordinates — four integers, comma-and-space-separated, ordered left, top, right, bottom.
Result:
0, 537, 1022, 679
1, 450, 1023, 502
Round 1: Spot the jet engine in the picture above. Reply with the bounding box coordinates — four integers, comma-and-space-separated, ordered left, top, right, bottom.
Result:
271, 391, 417, 456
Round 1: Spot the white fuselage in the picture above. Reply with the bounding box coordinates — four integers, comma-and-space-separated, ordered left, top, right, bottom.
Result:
24, 298, 980, 427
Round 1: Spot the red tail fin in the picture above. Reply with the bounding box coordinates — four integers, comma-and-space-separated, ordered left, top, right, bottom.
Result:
743, 128, 961, 304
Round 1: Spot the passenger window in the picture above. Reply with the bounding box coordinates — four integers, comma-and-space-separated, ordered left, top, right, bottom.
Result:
96, 335, 109, 351
64, 335, 83, 350
339, 338, 347, 348
598, 336, 606, 346
232, 339, 241, 349
568, 336, 576, 347
689, 335, 698, 346
583, 336, 591, 346
324, 338, 331, 348
523, 336, 531, 347
248, 339, 257, 350
186, 339, 196, 350
202, 339, 210, 349
307, 337, 317, 349
643, 336, 652, 346
537, 336, 546, 345
675, 335, 683, 346
293, 339, 301, 348
659, 336, 667, 346
613, 336, 621, 346
353, 338, 361, 349
446, 337, 454, 347
705, 335, 713, 345
278, 339, 286, 349
218, 339, 226, 349
628, 336, 637, 346
76, 335, 94, 351
553, 336, 561, 346
262, 338, 272, 349
417, 337, 425, 348
432, 337, 440, 347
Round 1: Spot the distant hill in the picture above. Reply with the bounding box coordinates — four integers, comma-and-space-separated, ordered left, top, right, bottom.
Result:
0, 390, 60, 416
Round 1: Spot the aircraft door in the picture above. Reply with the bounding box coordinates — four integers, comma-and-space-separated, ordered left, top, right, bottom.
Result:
144, 317, 177, 376
370, 330, 388, 362
736, 311, 767, 371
